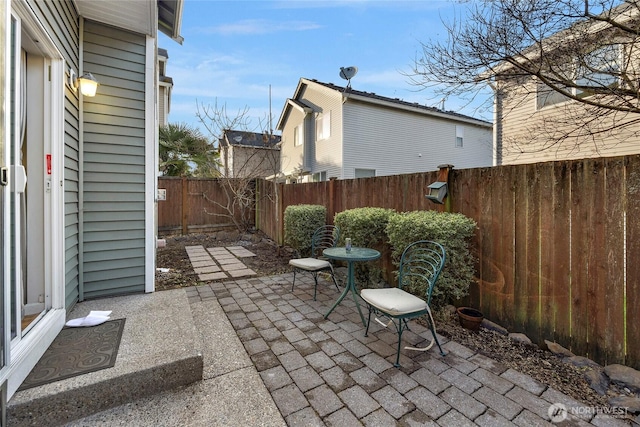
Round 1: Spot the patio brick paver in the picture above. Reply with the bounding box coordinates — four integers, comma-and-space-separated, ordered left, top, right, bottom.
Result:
305, 385, 343, 417
184, 258, 630, 426
226, 246, 257, 258
198, 272, 228, 281
228, 268, 258, 278
187, 245, 257, 281
193, 265, 222, 274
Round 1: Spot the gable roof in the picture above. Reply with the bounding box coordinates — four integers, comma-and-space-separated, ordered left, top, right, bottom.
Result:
277, 78, 491, 130
219, 130, 281, 149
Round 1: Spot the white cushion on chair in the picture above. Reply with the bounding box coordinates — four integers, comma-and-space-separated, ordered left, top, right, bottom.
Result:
289, 258, 331, 271
360, 287, 428, 316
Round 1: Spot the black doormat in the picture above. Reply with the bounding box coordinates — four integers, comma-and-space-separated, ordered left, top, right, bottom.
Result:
18, 318, 126, 391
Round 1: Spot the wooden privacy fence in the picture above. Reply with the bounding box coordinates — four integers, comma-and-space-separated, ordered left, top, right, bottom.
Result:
157, 177, 255, 235
255, 155, 640, 370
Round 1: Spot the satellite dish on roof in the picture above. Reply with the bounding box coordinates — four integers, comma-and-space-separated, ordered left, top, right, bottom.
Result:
339, 66, 358, 89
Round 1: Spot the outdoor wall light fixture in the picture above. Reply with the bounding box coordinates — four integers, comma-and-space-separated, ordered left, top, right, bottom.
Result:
426, 181, 448, 204
67, 68, 99, 97
77, 73, 99, 96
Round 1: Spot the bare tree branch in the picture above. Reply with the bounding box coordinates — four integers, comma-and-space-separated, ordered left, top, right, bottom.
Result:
409, 0, 640, 155
194, 100, 283, 234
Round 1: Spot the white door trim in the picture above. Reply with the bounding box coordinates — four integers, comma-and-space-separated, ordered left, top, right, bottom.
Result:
3, 1, 66, 400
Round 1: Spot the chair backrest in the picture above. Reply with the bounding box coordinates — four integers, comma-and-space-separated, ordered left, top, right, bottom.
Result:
397, 240, 446, 305
310, 225, 340, 258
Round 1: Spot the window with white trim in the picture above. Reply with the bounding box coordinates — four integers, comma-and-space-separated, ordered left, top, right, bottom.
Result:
536, 44, 621, 109
455, 126, 464, 148
354, 168, 375, 178
312, 171, 327, 182
537, 83, 570, 109
576, 44, 620, 97
293, 125, 302, 147
316, 111, 331, 141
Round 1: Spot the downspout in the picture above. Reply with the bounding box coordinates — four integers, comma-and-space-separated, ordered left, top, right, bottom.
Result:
78, 17, 85, 301
341, 92, 349, 180
488, 80, 501, 166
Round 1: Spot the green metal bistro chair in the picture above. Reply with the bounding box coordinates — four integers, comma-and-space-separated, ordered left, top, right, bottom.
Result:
360, 240, 446, 367
289, 225, 341, 300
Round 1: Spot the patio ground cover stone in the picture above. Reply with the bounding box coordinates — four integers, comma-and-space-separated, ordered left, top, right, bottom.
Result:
185, 270, 632, 426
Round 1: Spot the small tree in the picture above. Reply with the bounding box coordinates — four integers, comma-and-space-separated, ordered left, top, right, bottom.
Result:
159, 123, 219, 177
195, 99, 282, 233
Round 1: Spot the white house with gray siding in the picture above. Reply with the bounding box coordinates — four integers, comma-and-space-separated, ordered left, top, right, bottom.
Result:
276, 78, 493, 182
1, 0, 182, 403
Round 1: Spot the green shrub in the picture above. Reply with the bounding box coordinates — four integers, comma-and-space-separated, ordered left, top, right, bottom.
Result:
284, 204, 326, 256
386, 210, 477, 308
334, 207, 395, 286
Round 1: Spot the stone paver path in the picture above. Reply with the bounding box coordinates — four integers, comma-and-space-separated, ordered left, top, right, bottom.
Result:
186, 245, 257, 281
186, 271, 632, 426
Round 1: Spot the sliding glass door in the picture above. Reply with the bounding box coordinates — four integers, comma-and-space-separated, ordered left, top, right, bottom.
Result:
1, 2, 9, 424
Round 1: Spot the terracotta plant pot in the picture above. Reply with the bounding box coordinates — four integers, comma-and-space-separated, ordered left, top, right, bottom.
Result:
457, 307, 484, 331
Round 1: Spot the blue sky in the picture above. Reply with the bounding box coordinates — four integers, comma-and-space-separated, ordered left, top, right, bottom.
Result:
159, 0, 490, 140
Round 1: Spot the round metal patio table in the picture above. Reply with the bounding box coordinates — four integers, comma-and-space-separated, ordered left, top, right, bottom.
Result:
322, 246, 381, 327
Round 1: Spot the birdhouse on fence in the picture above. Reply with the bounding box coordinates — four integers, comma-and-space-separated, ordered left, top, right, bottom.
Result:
426, 181, 448, 204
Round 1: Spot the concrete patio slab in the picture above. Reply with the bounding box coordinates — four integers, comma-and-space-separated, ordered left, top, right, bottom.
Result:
7, 290, 204, 426
64, 295, 284, 427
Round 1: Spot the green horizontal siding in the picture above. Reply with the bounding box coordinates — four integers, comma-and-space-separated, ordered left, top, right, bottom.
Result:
81, 20, 147, 299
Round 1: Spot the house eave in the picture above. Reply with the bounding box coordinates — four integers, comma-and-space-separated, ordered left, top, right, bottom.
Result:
276, 98, 313, 131
74, 0, 184, 44
158, 0, 185, 45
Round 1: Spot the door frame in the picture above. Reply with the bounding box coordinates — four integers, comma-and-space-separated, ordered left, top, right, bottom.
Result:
3, 0, 66, 399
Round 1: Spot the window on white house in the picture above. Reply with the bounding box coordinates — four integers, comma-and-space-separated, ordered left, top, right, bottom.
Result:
537, 83, 570, 109
312, 171, 327, 182
355, 168, 375, 178
536, 44, 621, 109
293, 125, 302, 147
316, 111, 331, 141
455, 126, 464, 148
576, 44, 620, 97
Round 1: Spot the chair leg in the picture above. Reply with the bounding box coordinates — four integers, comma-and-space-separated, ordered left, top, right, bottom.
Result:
427, 318, 446, 356
329, 266, 340, 291
291, 269, 297, 292
312, 273, 319, 301
394, 318, 405, 368
364, 305, 373, 337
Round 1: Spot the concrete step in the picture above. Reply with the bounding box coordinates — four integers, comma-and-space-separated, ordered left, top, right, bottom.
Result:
7, 290, 203, 426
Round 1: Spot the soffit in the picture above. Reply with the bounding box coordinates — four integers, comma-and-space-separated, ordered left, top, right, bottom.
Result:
74, 0, 156, 36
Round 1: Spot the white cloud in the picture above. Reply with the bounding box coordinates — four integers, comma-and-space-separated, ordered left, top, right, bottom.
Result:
269, 0, 445, 11
198, 19, 322, 36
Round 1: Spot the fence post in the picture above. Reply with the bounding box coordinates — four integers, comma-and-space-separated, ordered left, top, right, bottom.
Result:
437, 164, 454, 213
328, 177, 336, 224
182, 176, 188, 235
278, 182, 285, 245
